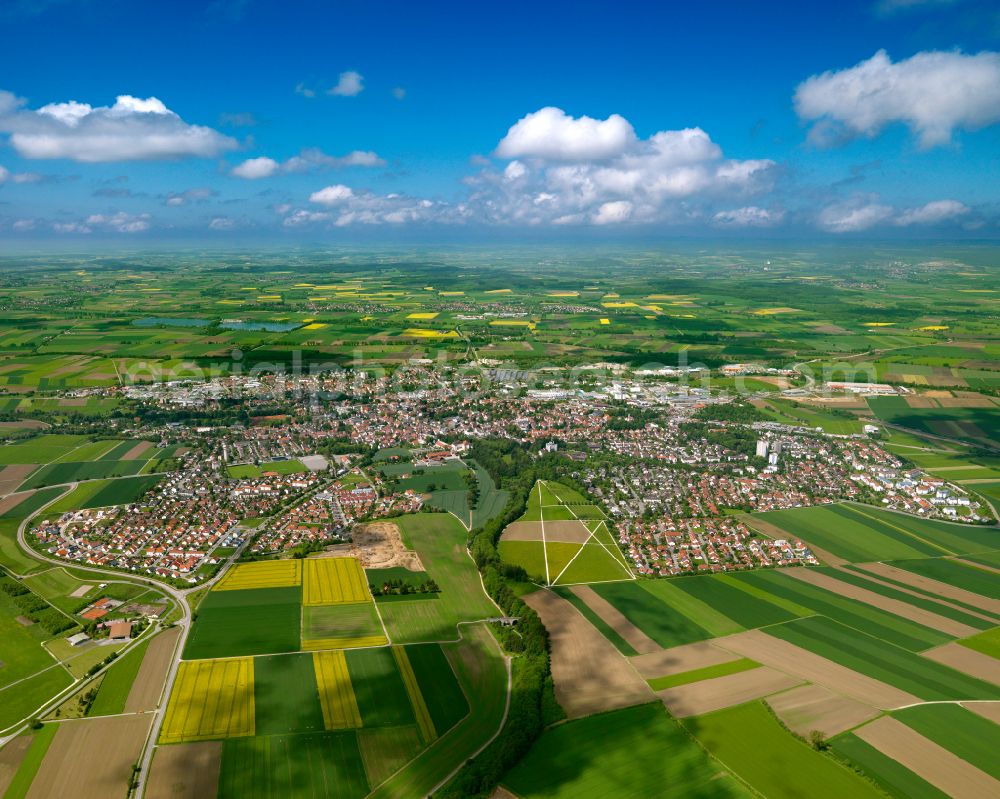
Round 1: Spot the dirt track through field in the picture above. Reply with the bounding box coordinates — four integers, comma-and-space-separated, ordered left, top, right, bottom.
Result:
856, 716, 1000, 799
146, 741, 222, 799
630, 640, 739, 680
27, 715, 152, 799
744, 515, 848, 566
657, 666, 802, 717
922, 643, 1000, 687
854, 563, 1000, 615
765, 683, 879, 738
714, 629, 920, 709
785, 568, 981, 637
523, 589, 652, 719
0, 735, 33, 797
124, 627, 180, 713
571, 585, 660, 654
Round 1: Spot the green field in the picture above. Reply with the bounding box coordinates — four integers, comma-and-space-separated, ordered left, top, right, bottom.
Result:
302, 602, 385, 643
0, 666, 73, 732
226, 459, 308, 478
183, 586, 302, 659
254, 653, 326, 736
0, 488, 65, 574
767, 616, 1000, 700
892, 704, 1000, 779
503, 702, 748, 799
1, 722, 60, 799
405, 643, 469, 736
831, 733, 950, 799
685, 701, 884, 799
958, 627, 1000, 659
218, 731, 370, 799
344, 648, 417, 728
647, 658, 760, 691
887, 556, 1000, 599
87, 635, 153, 716
587, 581, 721, 648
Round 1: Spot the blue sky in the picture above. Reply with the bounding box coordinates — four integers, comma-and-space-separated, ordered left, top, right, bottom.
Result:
1, 0, 999, 242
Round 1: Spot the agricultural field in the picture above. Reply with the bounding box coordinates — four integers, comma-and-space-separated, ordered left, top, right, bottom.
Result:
497, 480, 632, 586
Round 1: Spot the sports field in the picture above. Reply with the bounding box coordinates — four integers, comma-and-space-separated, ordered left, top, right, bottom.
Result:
303, 557, 371, 605
160, 658, 256, 744
213, 559, 302, 591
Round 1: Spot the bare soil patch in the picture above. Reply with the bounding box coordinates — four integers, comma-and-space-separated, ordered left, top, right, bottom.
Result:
0, 735, 33, 797
571, 585, 660, 654
923, 643, 1000, 687
0, 420, 48, 430
765, 683, 879, 739
0, 489, 31, 514
327, 521, 423, 570
543, 520, 595, 544
146, 741, 222, 799
499, 521, 543, 542
523, 589, 652, 719
855, 563, 1000, 615
27, 714, 152, 799
57, 398, 87, 407
658, 666, 802, 717
69, 584, 93, 598
938, 392, 997, 408
124, 627, 180, 713
122, 441, 153, 460
965, 702, 1000, 725
630, 640, 740, 680
786, 568, 980, 638
714, 629, 919, 709
906, 396, 940, 409
856, 716, 1000, 799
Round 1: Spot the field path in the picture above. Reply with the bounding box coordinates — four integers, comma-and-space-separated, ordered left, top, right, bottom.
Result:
855, 716, 1000, 799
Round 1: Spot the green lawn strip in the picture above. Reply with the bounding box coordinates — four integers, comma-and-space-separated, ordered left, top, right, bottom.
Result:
497, 541, 546, 582
540, 505, 576, 522
302, 602, 384, 641
960, 548, 1000, 570
0, 667, 73, 732
97, 440, 137, 461
0, 435, 89, 465
2, 723, 60, 799
87, 636, 152, 716
549, 586, 637, 656
713, 573, 815, 617
892, 704, 1000, 779
812, 566, 996, 630
647, 658, 760, 691
218, 731, 369, 799
958, 627, 1000, 659
830, 733, 950, 799
544, 542, 581, 581
22, 568, 93, 615
732, 570, 950, 652
684, 701, 884, 799
345, 648, 417, 727
504, 702, 748, 799
357, 726, 424, 788
253, 653, 326, 736
542, 481, 588, 504
671, 574, 800, 629
183, 586, 302, 660
588, 581, 718, 649
0, 587, 57, 689
589, 522, 631, 569
638, 579, 746, 638
404, 643, 469, 735
888, 557, 1000, 600
367, 624, 506, 799
767, 616, 1000, 701
552, 542, 631, 585
840, 564, 1000, 623
751, 505, 931, 563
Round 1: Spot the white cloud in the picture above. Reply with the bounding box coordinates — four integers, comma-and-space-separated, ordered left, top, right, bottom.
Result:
53, 222, 91, 234
713, 206, 784, 227
309, 184, 355, 205
470, 108, 777, 226
231, 148, 384, 179
895, 199, 970, 225
295, 82, 316, 99
795, 49, 1000, 148
0, 91, 238, 162
165, 187, 216, 206
496, 107, 636, 161
208, 216, 235, 230
295, 184, 454, 227
85, 211, 151, 233
392, 87, 406, 100
231, 156, 280, 179
328, 71, 364, 97
818, 198, 894, 232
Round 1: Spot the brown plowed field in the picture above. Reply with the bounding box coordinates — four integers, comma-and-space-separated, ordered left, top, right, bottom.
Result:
765, 683, 879, 738
26, 714, 152, 799
923, 643, 1000, 687
571, 585, 660, 654
657, 666, 802, 717
500, 520, 592, 544
630, 640, 739, 680
124, 627, 180, 713
714, 629, 919, 709
0, 735, 33, 796
785, 568, 980, 637
146, 741, 222, 799
964, 701, 1000, 725
854, 563, 1000, 615
122, 441, 153, 460
856, 716, 1000, 799
523, 589, 652, 719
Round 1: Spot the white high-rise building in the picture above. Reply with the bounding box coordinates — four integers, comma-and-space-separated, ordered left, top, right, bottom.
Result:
755, 439, 769, 458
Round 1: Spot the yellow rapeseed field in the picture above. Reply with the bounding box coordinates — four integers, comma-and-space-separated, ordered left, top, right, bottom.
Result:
313, 651, 362, 730
213, 559, 302, 591
392, 646, 436, 743
160, 658, 255, 744
303, 557, 370, 605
